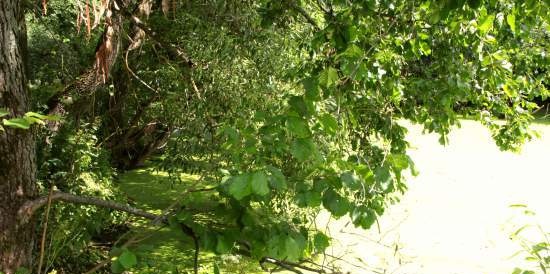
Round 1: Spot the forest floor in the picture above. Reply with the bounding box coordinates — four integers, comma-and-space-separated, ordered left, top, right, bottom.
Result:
118, 120, 550, 274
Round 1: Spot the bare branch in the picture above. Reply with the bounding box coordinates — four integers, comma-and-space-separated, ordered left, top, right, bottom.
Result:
18, 191, 161, 224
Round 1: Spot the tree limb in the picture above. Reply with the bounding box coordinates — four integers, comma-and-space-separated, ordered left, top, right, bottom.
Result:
18, 191, 162, 225
114, 0, 194, 67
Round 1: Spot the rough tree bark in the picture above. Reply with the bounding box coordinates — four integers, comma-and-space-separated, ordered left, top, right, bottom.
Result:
0, 0, 38, 273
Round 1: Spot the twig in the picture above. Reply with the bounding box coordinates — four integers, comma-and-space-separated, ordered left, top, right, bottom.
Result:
180, 224, 199, 274
36, 187, 54, 274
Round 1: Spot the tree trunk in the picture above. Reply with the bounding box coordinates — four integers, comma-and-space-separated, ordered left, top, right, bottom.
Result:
0, 0, 37, 273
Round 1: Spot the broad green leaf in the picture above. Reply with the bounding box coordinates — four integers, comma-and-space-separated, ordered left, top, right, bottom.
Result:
313, 232, 330, 252
3, 118, 31, 129
223, 127, 240, 145
251, 171, 269, 196
419, 41, 431, 55
351, 206, 377, 229
388, 154, 409, 170
284, 236, 301, 261
303, 77, 321, 101
375, 166, 393, 193
478, 14, 495, 34
305, 191, 322, 207
267, 166, 287, 190
118, 250, 137, 269
290, 138, 317, 162
318, 67, 339, 88
318, 113, 338, 135
288, 96, 311, 117
340, 44, 363, 59
340, 171, 361, 190
24, 116, 45, 125
25, 111, 48, 120
322, 189, 349, 218
287, 116, 311, 138
228, 174, 252, 200
506, 13, 516, 34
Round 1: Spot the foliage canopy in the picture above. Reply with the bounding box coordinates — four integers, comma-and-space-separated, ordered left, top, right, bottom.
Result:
2, 0, 550, 273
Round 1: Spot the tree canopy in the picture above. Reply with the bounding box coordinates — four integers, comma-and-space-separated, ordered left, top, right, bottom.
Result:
1, 0, 549, 273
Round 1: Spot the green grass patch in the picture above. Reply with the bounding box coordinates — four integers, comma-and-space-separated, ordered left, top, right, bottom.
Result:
116, 168, 266, 274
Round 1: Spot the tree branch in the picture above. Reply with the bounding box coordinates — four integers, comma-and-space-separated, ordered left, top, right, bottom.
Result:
288, 1, 320, 31
114, 0, 194, 67
18, 191, 162, 225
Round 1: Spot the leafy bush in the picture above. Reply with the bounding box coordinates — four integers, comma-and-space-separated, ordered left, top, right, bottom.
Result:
37, 121, 128, 273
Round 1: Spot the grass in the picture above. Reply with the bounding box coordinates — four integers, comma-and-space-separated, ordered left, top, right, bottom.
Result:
116, 168, 265, 274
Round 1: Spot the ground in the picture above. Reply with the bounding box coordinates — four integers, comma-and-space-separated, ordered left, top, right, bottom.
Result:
118, 120, 550, 274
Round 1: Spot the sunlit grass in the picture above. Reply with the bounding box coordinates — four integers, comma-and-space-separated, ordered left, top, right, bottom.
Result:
117, 168, 266, 274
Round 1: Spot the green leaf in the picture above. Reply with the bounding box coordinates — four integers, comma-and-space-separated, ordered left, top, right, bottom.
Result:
341, 44, 363, 59
284, 236, 302, 261
267, 166, 287, 190
228, 174, 252, 200
288, 96, 311, 117
340, 171, 361, 190
290, 138, 317, 162
351, 206, 377, 229
318, 113, 338, 135
287, 116, 311, 138
322, 189, 349, 217
506, 13, 516, 34
313, 232, 330, 252
216, 235, 233, 254
478, 14, 495, 34
375, 166, 394, 193
25, 111, 48, 120
388, 154, 409, 170
303, 77, 321, 101
0, 108, 8, 117
23, 116, 45, 125
318, 67, 339, 88
3, 118, 31, 129
251, 171, 270, 196
118, 250, 138, 269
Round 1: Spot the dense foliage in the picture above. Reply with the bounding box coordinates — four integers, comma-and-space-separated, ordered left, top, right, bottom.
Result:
1, 0, 550, 273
